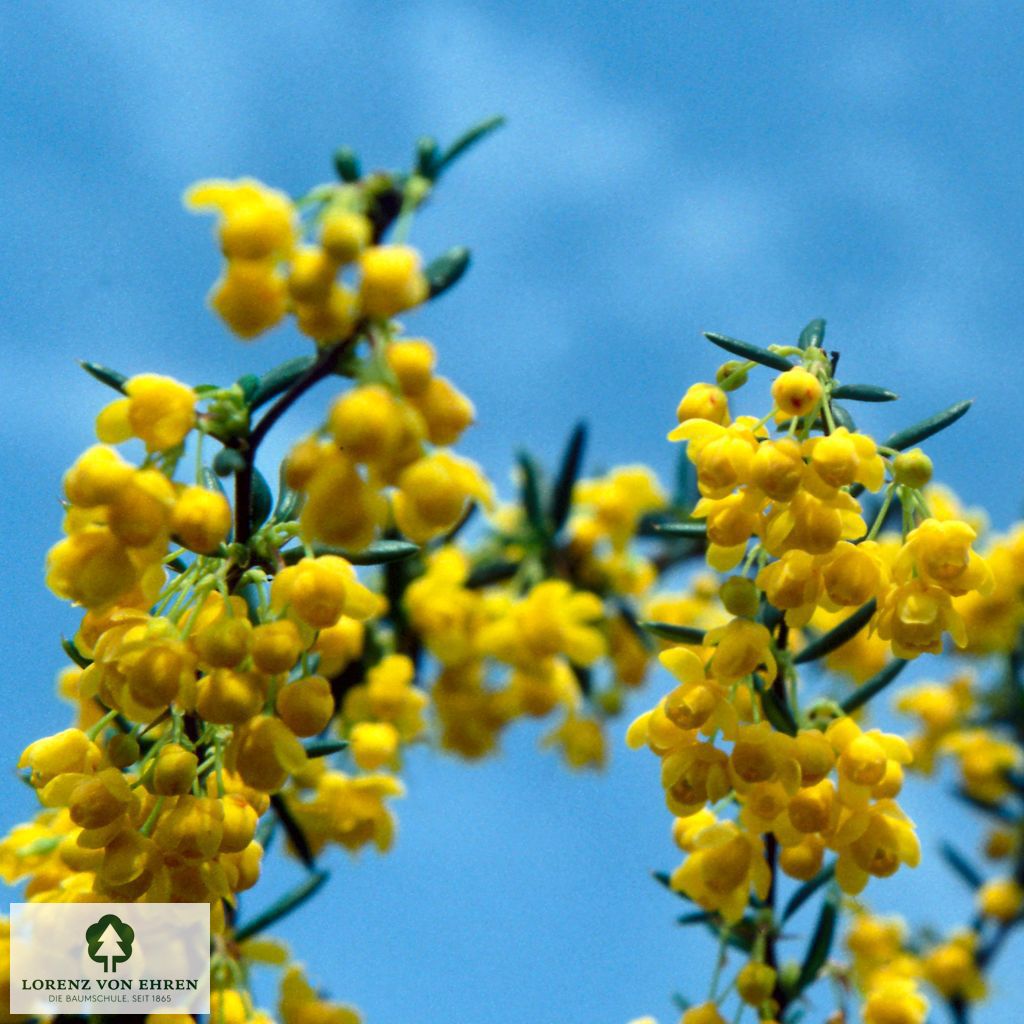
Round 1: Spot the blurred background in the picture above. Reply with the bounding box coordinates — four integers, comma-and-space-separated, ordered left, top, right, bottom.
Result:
3, 3, 1024, 1021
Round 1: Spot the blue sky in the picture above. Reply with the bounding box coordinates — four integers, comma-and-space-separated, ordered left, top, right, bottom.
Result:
3, 3, 1024, 1021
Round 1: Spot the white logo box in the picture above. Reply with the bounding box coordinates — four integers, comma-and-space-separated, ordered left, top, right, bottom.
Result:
9, 903, 210, 1015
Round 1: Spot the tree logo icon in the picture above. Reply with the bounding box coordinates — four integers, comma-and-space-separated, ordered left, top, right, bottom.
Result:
85, 914, 135, 973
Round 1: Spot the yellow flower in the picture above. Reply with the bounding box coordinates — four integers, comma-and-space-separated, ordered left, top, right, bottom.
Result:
802, 427, 885, 493
703, 617, 777, 684
393, 451, 492, 542
832, 799, 920, 894
661, 647, 738, 739
693, 489, 765, 571
875, 580, 967, 659
771, 366, 822, 417
668, 418, 764, 499
749, 437, 805, 502
895, 518, 993, 597
922, 931, 985, 1001
279, 964, 361, 1024
358, 244, 428, 318
109, 374, 196, 451
209, 260, 288, 339
862, 973, 929, 1024
977, 876, 1024, 921
670, 820, 771, 923
320, 210, 373, 264
674, 382, 730, 426
756, 549, 822, 627
185, 177, 297, 260
172, 486, 232, 554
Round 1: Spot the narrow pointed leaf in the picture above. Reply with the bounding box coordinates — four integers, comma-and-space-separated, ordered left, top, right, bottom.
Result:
62, 637, 92, 669
782, 862, 835, 922
794, 889, 839, 995
415, 135, 440, 178
677, 910, 713, 926
940, 842, 983, 890
333, 146, 361, 182
304, 739, 348, 758
952, 788, 1015, 822
270, 793, 315, 868
549, 422, 587, 533
434, 115, 506, 178
213, 448, 247, 477
79, 360, 127, 394
250, 468, 273, 531
673, 447, 698, 512
426, 246, 471, 299
840, 659, 908, 714
250, 355, 317, 410
703, 332, 793, 372
272, 460, 302, 524
517, 451, 549, 538
831, 402, 856, 431
794, 600, 876, 665
466, 559, 519, 589
654, 522, 707, 539
798, 318, 826, 350
233, 869, 329, 942
288, 540, 421, 566
236, 373, 261, 404
753, 674, 798, 736
831, 384, 899, 403
883, 399, 973, 452
640, 621, 706, 646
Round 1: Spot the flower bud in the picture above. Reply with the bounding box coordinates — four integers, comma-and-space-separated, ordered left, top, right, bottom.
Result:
893, 448, 933, 489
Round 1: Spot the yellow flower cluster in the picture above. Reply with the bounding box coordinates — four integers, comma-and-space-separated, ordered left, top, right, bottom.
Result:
286, 337, 486, 551
187, 178, 429, 342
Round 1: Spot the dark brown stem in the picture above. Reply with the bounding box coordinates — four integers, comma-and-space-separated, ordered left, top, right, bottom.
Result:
231, 337, 357, 563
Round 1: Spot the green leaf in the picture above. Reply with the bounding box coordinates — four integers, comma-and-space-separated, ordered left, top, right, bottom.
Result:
839, 659, 908, 714
793, 888, 839, 995
654, 522, 707, 539
752, 673, 798, 736
703, 332, 793, 372
831, 403, 856, 431
333, 146, 361, 182
287, 539, 421, 566
798, 318, 826, 350
250, 355, 318, 410
233, 869, 329, 942
434, 115, 506, 179
304, 739, 348, 758
640, 621, 706, 645
79, 360, 127, 394
549, 422, 587, 533
672, 447, 698, 513
272, 458, 302, 525
676, 911, 713, 927
940, 841, 984, 890
831, 384, 899, 403
415, 135, 441, 178
61, 637, 92, 669
518, 451, 549, 539
465, 559, 519, 589
883, 399, 973, 452
269, 793, 315, 868
236, 373, 261, 404
213, 448, 247, 477
782, 862, 835, 922
794, 600, 876, 665
250, 468, 273, 531
425, 246, 471, 300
